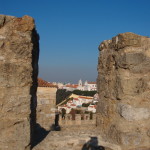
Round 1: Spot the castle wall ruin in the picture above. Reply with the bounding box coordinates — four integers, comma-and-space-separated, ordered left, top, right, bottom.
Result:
37, 87, 57, 130
97, 32, 150, 150
0, 15, 39, 150
2, 15, 150, 150
59, 113, 96, 127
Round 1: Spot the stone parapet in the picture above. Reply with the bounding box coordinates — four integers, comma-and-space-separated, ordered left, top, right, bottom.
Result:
37, 87, 57, 130
59, 114, 96, 127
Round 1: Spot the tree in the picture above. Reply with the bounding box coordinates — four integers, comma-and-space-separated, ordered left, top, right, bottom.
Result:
56, 89, 71, 104
72, 90, 97, 96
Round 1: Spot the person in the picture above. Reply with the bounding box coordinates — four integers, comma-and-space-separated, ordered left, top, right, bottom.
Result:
69, 108, 76, 120
54, 109, 60, 131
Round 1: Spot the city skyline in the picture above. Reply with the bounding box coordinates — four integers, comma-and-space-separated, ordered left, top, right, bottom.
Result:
1, 0, 150, 83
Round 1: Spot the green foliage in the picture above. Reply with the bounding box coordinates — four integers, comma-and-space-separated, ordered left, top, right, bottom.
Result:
72, 90, 97, 97
56, 89, 72, 105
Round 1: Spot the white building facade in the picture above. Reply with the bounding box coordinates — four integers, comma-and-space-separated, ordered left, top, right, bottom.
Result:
84, 81, 97, 91
62, 79, 97, 91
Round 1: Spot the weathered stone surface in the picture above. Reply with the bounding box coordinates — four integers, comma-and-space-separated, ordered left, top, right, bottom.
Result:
33, 127, 121, 150
97, 32, 150, 149
0, 15, 39, 150
37, 86, 57, 130
118, 104, 150, 121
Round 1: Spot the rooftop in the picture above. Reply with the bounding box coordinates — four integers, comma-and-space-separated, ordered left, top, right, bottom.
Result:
38, 78, 58, 88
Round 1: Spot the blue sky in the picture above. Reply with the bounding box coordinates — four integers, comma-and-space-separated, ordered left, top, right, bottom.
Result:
1, 0, 150, 83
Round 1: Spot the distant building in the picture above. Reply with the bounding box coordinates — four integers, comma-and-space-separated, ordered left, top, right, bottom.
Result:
73, 98, 82, 106
57, 94, 96, 114
62, 79, 97, 91
84, 81, 97, 91
62, 84, 78, 91
78, 96, 93, 104
88, 105, 97, 113
77, 79, 84, 90
52, 82, 64, 89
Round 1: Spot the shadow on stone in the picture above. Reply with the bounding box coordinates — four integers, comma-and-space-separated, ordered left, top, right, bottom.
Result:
32, 123, 50, 148
51, 124, 61, 131
82, 137, 105, 150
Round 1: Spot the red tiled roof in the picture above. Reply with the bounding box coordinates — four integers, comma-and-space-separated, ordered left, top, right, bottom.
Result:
79, 96, 93, 99
89, 105, 96, 108
89, 105, 94, 108
86, 97, 93, 99
87, 82, 96, 84
74, 85, 78, 88
79, 96, 86, 99
71, 104, 76, 106
65, 84, 78, 88
38, 78, 58, 88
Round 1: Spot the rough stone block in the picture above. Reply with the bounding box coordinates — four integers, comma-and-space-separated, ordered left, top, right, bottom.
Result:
0, 15, 39, 150
97, 32, 150, 149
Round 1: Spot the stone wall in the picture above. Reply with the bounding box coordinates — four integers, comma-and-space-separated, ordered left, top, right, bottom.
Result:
37, 87, 57, 130
0, 15, 39, 150
59, 114, 96, 127
97, 32, 150, 149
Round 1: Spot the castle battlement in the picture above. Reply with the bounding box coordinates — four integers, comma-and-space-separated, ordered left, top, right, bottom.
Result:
59, 114, 96, 126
